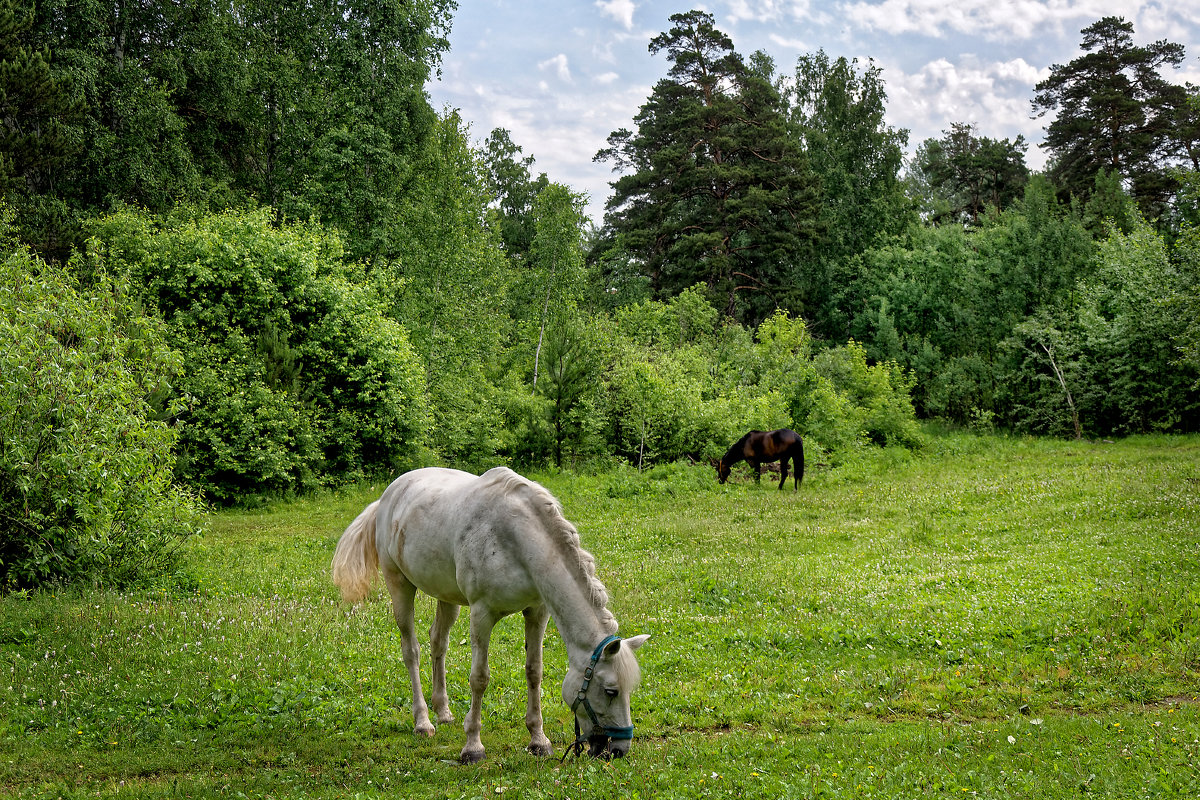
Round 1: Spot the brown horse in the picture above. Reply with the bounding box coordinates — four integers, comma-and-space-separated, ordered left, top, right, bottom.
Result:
715, 429, 804, 490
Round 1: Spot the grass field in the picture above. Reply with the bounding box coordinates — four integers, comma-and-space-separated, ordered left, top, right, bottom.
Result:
2, 432, 1199, 798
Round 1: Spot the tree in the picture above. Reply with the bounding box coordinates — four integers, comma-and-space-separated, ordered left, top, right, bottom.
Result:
1075, 217, 1200, 432
388, 112, 513, 467
481, 128, 549, 260
593, 10, 821, 325
0, 0, 78, 198
909, 123, 1030, 226
538, 316, 604, 468
528, 183, 589, 390
787, 51, 912, 336
1032, 16, 1187, 218
15, 0, 453, 261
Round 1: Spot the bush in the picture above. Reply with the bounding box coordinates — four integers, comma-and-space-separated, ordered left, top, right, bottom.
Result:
811, 341, 924, 450
0, 239, 202, 590
85, 207, 430, 502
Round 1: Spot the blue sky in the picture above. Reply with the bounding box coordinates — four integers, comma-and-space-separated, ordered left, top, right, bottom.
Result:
426, 1, 1200, 222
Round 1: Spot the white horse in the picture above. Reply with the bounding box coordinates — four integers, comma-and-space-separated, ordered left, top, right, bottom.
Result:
331, 466, 649, 762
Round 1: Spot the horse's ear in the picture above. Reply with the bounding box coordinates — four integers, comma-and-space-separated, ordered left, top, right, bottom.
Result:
623, 634, 650, 652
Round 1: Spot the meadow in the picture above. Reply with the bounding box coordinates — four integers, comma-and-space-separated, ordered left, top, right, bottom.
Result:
2, 432, 1198, 798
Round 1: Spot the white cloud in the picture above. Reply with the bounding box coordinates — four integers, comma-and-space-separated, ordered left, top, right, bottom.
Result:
724, 0, 825, 25
990, 57, 1049, 86
768, 32, 809, 52
837, 0, 1169, 42
538, 53, 573, 83
883, 55, 1049, 167
596, 0, 637, 30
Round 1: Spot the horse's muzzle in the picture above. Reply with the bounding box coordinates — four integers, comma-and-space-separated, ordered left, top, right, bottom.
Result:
589, 734, 629, 759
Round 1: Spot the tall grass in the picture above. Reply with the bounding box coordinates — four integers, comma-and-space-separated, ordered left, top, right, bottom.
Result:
2, 433, 1198, 798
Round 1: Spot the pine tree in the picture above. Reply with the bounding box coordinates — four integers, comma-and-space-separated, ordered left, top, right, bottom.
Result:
1032, 16, 1187, 219
593, 10, 821, 325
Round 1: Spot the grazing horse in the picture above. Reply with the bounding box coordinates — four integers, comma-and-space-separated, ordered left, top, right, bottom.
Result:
331, 466, 649, 763
715, 428, 805, 490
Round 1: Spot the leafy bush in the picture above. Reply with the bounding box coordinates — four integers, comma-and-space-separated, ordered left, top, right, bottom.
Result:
1075, 219, 1200, 433
594, 300, 922, 470
1, 239, 202, 590
85, 208, 429, 502
810, 341, 924, 450
999, 218, 1200, 437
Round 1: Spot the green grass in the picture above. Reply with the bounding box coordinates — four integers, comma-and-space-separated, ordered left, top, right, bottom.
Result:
3, 433, 1199, 798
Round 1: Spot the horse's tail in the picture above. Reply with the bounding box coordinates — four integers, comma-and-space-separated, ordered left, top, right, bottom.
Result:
795, 436, 805, 489
331, 500, 380, 604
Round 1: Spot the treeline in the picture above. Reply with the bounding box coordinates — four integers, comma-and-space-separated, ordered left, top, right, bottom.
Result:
587, 11, 1200, 435
2, 4, 1199, 587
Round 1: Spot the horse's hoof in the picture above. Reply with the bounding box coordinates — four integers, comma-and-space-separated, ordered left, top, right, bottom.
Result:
436, 711, 456, 725
528, 740, 553, 758
415, 723, 436, 738
460, 746, 486, 764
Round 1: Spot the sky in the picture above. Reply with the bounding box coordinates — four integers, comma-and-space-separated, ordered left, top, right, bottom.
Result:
425, 1, 1200, 222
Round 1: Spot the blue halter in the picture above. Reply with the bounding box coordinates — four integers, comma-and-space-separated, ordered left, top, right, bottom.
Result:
563, 635, 634, 758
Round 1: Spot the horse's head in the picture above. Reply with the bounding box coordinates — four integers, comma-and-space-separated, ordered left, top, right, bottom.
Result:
714, 459, 730, 484
563, 634, 649, 758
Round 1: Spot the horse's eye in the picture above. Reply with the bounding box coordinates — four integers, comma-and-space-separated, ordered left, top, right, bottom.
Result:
604, 688, 619, 698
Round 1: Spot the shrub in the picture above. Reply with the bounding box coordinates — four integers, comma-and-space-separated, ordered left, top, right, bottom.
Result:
85, 207, 429, 502
812, 341, 924, 450
1, 239, 202, 590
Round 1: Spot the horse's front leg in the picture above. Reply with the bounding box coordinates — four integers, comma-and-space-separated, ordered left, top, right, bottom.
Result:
383, 568, 434, 737
461, 605, 499, 763
522, 605, 552, 757
430, 600, 461, 725
750, 460, 762, 482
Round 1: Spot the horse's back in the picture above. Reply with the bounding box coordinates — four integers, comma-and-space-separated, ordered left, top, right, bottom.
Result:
774, 428, 802, 448
375, 466, 553, 609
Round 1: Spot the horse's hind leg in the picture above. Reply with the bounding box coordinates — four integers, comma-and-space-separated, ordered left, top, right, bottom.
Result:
383, 567, 435, 737
430, 600, 461, 725
461, 604, 500, 763
522, 605, 552, 757
778, 458, 788, 490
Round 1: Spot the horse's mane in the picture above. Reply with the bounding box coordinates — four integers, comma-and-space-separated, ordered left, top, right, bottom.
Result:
480, 468, 619, 635
722, 430, 761, 463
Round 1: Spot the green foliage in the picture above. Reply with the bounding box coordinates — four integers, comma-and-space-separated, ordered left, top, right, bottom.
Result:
1033, 16, 1188, 218
1171, 219, 1200, 379
1075, 217, 1200, 431
813, 341, 924, 450
0, 236, 201, 590
1001, 313, 1085, 437
789, 50, 913, 337
11, 0, 453, 261
845, 180, 1106, 432
997, 214, 1200, 436
85, 207, 429, 503
537, 315, 608, 468
387, 112, 512, 469
909, 122, 1030, 226
0, 0, 81, 258
594, 10, 822, 325
591, 296, 922, 469
481, 127, 549, 260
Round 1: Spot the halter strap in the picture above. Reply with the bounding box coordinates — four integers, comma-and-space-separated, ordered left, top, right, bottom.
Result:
562, 635, 634, 758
